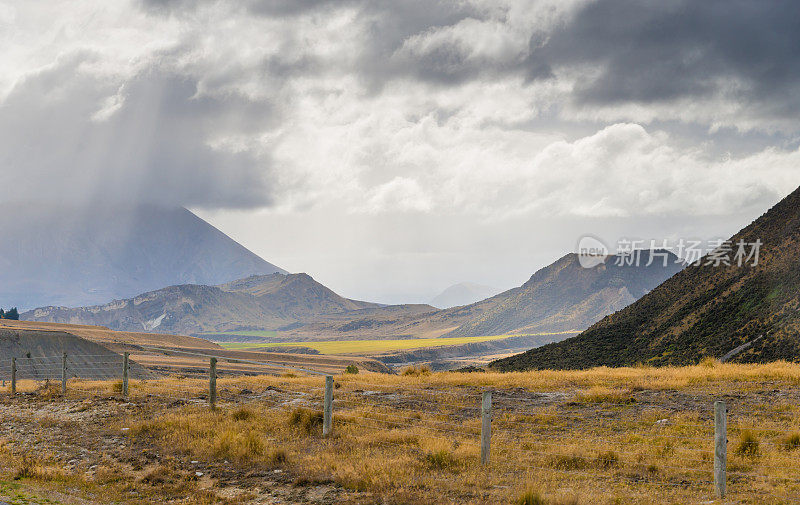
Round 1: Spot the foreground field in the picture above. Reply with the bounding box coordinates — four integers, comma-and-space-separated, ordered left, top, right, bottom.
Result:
2, 361, 800, 504
219, 332, 573, 355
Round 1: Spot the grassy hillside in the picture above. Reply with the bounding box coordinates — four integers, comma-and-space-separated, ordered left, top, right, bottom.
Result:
493, 185, 800, 371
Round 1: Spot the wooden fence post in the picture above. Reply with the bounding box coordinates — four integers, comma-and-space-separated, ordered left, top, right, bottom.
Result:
11, 358, 16, 396
122, 352, 129, 398
481, 391, 492, 466
323, 375, 334, 437
209, 357, 217, 408
714, 400, 727, 499
61, 353, 67, 395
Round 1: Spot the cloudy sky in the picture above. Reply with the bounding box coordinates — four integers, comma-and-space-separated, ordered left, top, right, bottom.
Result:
3, 0, 800, 303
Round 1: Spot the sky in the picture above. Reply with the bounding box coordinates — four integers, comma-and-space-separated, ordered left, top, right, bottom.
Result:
2, 0, 800, 304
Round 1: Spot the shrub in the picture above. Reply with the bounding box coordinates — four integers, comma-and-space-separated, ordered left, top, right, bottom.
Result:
344, 364, 359, 374
735, 431, 760, 458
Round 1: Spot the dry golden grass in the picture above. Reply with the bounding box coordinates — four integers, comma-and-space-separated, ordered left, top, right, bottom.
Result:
6, 360, 800, 503
90, 361, 800, 503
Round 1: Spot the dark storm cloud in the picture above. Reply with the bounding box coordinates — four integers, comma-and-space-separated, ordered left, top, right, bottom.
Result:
527, 0, 800, 113
0, 53, 276, 209
138, 0, 800, 116
140, 0, 489, 86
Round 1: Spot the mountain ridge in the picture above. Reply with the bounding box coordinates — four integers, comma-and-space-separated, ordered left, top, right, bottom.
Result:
491, 185, 800, 371
24, 273, 380, 336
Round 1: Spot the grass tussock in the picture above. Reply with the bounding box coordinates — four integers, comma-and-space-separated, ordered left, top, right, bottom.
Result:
13, 454, 66, 482
735, 430, 760, 458
288, 407, 324, 434
517, 490, 548, 505
423, 449, 459, 471
35, 381, 62, 399
782, 433, 800, 451
128, 406, 288, 466
575, 387, 635, 405
699, 356, 720, 368
595, 450, 620, 469
231, 406, 256, 421
402, 365, 432, 377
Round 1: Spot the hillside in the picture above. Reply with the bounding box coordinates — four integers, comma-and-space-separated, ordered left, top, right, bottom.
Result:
442, 250, 683, 339
0, 319, 223, 351
0, 203, 285, 310
492, 186, 800, 371
0, 328, 150, 379
23, 273, 380, 336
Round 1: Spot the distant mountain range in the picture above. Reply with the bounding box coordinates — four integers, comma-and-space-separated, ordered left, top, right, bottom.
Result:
14, 203, 684, 343
430, 283, 500, 309
24, 249, 681, 342
492, 185, 800, 371
0, 203, 285, 310
24, 273, 379, 336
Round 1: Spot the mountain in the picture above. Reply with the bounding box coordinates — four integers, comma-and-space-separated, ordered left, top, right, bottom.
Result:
430, 283, 500, 309
23, 273, 380, 336
0, 203, 285, 310
441, 250, 683, 338
22, 250, 681, 342
272, 250, 682, 342
491, 186, 800, 371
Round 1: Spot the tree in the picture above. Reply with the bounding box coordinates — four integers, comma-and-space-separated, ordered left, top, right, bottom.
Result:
4, 307, 19, 320
0, 309, 4, 318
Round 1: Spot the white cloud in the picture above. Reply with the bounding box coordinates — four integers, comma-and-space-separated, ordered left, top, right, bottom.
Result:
363, 177, 433, 213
